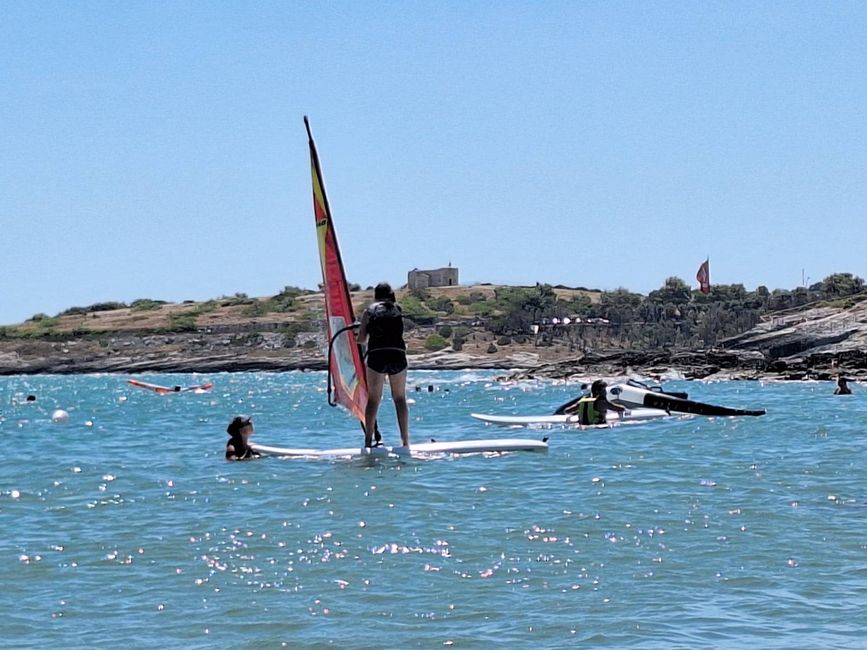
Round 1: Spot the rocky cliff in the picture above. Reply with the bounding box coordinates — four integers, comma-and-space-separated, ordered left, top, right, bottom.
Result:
2, 293, 866, 379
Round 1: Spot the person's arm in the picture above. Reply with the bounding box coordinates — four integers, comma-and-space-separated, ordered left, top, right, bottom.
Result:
356, 309, 370, 346
226, 443, 239, 461
601, 397, 626, 413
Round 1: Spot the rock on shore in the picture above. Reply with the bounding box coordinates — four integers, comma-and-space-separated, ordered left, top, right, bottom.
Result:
3, 297, 867, 380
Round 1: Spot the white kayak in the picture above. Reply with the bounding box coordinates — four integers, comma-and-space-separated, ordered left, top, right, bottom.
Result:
251, 438, 549, 458
470, 407, 672, 427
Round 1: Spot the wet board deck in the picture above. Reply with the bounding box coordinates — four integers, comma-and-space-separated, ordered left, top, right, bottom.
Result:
251, 438, 549, 458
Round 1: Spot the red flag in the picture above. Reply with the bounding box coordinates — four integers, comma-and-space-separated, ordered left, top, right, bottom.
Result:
696, 259, 710, 294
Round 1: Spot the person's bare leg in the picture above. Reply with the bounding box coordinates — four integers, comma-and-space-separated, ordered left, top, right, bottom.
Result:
365, 368, 385, 447
388, 370, 410, 447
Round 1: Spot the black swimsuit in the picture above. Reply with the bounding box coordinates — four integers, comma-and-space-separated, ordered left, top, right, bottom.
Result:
365, 301, 407, 375
225, 436, 260, 460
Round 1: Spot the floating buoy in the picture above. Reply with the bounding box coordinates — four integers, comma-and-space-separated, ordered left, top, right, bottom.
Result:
51, 409, 69, 424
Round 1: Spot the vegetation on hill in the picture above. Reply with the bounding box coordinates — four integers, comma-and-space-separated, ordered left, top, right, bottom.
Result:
1, 275, 864, 356
397, 273, 866, 352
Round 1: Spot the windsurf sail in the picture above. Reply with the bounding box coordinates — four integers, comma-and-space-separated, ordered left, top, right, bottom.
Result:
304, 116, 369, 426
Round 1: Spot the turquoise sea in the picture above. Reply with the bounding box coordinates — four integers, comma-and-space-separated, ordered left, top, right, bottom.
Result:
2, 371, 866, 649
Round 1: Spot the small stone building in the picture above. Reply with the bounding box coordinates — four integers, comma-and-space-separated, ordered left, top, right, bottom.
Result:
407, 265, 459, 289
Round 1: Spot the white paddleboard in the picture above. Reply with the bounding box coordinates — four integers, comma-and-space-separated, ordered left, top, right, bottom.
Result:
251, 438, 548, 458
470, 407, 671, 427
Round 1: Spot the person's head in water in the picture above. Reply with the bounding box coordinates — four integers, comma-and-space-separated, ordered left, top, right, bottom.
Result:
374, 282, 396, 303
226, 415, 258, 460
227, 415, 253, 438
590, 379, 607, 397
838, 377, 848, 387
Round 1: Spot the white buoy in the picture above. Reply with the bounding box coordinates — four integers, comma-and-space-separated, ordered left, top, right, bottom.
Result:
51, 409, 70, 424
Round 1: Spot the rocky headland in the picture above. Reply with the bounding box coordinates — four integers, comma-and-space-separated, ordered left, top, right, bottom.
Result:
1, 285, 866, 382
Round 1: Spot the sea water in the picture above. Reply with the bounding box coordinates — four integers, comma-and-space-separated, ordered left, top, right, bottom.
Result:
1, 371, 865, 649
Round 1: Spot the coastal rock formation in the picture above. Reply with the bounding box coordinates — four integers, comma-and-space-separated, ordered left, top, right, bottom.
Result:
511, 300, 867, 382
2, 295, 866, 379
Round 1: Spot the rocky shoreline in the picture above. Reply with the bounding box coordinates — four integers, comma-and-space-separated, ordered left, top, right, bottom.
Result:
2, 295, 867, 382
1, 336, 864, 383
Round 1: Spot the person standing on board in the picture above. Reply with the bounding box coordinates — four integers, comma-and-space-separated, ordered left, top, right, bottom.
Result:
564, 379, 626, 425
357, 282, 410, 448
225, 415, 261, 460
834, 377, 853, 395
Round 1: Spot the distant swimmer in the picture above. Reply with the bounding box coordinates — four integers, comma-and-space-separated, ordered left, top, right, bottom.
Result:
563, 379, 626, 425
834, 377, 852, 395
357, 282, 410, 449
225, 415, 261, 460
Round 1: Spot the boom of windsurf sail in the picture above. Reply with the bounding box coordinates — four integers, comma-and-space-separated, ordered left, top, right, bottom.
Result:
304, 116, 369, 425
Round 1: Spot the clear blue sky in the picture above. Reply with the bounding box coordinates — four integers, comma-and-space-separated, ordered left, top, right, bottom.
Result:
2, 1, 865, 325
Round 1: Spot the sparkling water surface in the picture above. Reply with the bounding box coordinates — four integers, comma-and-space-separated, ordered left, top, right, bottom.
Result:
2, 371, 866, 648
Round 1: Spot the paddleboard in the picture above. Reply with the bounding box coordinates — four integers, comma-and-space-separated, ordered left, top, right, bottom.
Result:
251, 438, 548, 458
128, 379, 214, 394
470, 407, 672, 427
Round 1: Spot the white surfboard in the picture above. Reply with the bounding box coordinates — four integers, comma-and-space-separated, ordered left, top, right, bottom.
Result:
251, 438, 548, 458
470, 407, 672, 427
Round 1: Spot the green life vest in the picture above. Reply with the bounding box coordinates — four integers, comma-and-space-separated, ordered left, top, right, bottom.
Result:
576, 395, 604, 425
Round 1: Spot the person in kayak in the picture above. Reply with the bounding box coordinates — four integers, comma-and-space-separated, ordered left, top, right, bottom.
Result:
357, 282, 410, 449
834, 377, 852, 395
564, 379, 626, 425
225, 415, 261, 460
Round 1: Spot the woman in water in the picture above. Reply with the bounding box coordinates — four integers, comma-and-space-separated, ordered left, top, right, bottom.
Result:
225, 415, 261, 460
357, 282, 410, 448
564, 379, 625, 425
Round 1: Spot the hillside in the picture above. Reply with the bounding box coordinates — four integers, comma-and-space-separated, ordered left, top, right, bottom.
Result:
2, 283, 866, 380
0, 285, 600, 375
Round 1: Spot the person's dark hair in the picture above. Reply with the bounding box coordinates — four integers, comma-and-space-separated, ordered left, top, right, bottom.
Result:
374, 282, 395, 302
591, 379, 607, 397
227, 415, 252, 436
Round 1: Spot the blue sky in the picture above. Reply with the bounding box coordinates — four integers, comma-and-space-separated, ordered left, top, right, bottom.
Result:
2, 1, 865, 325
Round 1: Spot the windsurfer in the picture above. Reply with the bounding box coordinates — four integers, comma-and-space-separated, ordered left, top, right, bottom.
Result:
225, 415, 262, 460
357, 282, 410, 448
563, 379, 626, 425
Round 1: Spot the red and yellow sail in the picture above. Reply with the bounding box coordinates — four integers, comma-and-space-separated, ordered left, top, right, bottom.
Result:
304, 117, 368, 424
